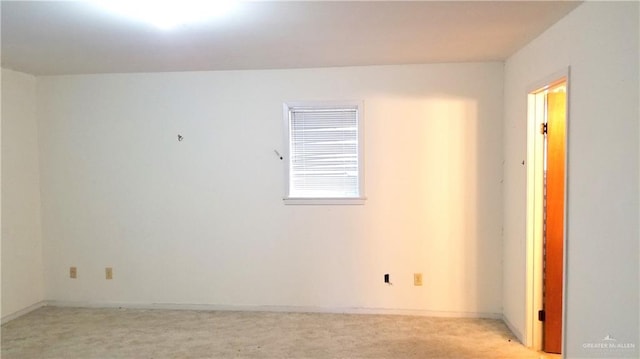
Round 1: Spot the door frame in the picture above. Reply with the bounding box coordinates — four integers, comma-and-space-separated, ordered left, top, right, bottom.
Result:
524, 67, 570, 352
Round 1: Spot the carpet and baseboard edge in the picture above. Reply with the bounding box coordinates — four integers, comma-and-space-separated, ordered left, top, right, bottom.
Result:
39, 300, 502, 320
1, 301, 47, 325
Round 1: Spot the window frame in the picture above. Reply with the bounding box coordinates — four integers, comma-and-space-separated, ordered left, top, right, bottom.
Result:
282, 101, 365, 205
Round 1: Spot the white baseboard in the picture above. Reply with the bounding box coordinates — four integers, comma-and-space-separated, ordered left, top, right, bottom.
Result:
45, 300, 501, 319
502, 314, 525, 344
1, 301, 47, 324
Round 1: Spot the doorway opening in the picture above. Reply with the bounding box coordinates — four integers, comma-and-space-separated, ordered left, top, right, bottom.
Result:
525, 71, 568, 354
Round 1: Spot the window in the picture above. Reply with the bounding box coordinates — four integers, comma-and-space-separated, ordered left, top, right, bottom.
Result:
283, 101, 365, 205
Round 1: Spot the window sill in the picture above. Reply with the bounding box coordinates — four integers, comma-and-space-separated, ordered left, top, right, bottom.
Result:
283, 198, 366, 206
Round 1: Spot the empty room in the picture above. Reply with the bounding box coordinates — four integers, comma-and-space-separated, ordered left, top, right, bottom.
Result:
1, 1, 638, 358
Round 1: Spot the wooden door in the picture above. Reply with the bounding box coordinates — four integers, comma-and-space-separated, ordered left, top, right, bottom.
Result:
543, 88, 566, 353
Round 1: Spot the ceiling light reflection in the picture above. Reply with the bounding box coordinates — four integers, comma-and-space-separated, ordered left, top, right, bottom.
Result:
90, 0, 238, 30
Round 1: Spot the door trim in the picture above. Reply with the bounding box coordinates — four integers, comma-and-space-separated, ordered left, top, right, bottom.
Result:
525, 67, 570, 352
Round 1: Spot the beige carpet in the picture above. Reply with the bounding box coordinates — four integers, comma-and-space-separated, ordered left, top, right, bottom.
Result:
2, 306, 557, 359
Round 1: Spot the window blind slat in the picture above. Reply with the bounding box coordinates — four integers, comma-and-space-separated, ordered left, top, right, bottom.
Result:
288, 105, 361, 198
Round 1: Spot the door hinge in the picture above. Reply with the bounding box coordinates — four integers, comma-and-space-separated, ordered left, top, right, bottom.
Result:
538, 310, 546, 322
540, 123, 548, 135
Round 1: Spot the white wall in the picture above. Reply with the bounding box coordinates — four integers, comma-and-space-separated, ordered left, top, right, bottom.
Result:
503, 2, 639, 358
36, 63, 504, 316
1, 69, 45, 320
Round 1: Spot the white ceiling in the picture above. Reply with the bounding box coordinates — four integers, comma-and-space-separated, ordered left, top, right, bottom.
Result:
1, 1, 581, 76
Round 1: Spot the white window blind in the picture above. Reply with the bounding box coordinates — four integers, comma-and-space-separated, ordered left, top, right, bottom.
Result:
285, 103, 363, 201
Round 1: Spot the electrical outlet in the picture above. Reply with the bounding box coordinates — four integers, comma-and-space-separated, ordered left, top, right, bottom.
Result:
414, 273, 423, 286
70, 267, 77, 279
105, 267, 113, 280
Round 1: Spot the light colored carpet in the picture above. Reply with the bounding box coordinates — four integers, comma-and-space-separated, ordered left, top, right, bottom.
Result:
2, 306, 557, 359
